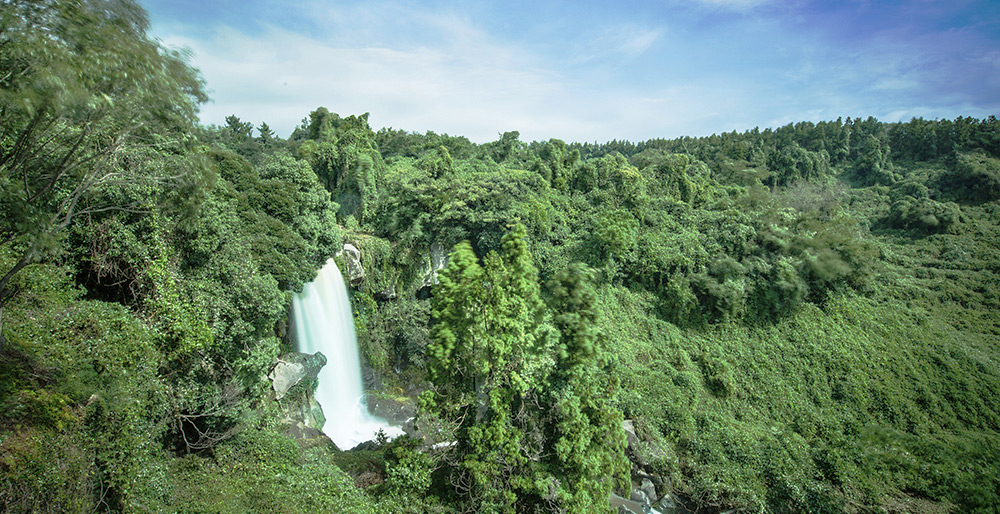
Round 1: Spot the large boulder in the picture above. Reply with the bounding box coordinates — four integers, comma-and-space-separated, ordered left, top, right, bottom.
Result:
342, 243, 365, 286
269, 352, 327, 400
269, 352, 333, 447
283, 395, 328, 446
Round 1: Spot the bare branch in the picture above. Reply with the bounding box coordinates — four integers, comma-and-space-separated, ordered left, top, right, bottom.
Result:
24, 116, 91, 203
15, 119, 73, 175
0, 106, 48, 171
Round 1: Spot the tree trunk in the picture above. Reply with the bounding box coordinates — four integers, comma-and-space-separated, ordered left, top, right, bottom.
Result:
0, 248, 37, 351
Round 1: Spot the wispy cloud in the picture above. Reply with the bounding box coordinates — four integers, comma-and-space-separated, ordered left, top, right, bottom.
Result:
570, 24, 664, 64
146, 0, 1000, 144
160, 19, 572, 142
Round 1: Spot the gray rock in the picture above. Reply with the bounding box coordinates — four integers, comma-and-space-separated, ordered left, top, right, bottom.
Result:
610, 494, 647, 514
280, 386, 326, 436
623, 419, 640, 448
342, 243, 365, 286
630, 489, 650, 505
649, 473, 669, 490
653, 494, 677, 512
420, 242, 449, 290
269, 352, 329, 442
304, 393, 326, 429
269, 352, 327, 400
368, 394, 416, 424
270, 361, 304, 400
640, 477, 658, 504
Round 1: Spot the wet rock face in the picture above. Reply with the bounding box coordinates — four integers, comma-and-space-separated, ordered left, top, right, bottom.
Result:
367, 394, 416, 425
418, 242, 449, 294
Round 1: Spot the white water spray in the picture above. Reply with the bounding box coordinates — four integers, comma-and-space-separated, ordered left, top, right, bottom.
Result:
292, 258, 401, 449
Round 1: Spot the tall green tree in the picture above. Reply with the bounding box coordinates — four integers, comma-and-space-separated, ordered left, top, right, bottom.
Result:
423, 224, 552, 514
423, 225, 630, 513
542, 263, 629, 512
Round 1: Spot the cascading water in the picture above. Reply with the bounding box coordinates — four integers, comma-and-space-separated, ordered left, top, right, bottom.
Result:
292, 257, 401, 449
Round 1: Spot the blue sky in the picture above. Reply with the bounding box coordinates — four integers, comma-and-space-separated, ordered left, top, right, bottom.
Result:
142, 0, 1000, 143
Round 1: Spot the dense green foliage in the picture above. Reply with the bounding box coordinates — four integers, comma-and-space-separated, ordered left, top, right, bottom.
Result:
418, 226, 627, 513
339, 114, 999, 513
0, 2, 358, 511
0, 0, 207, 342
2, 2, 999, 512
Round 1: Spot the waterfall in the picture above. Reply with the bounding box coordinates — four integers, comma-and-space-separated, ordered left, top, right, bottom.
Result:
292, 257, 400, 449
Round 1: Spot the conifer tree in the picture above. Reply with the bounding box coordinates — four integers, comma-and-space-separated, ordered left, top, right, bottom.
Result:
423, 224, 552, 514
543, 263, 630, 512
423, 227, 628, 513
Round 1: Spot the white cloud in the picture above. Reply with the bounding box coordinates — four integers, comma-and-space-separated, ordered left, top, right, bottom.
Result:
158, 19, 829, 144
157, 11, 696, 143
149, 0, 999, 145
161, 21, 559, 140
571, 25, 664, 64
